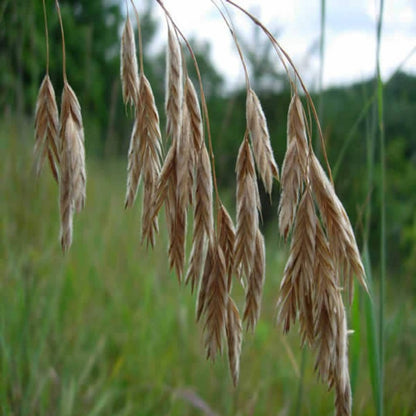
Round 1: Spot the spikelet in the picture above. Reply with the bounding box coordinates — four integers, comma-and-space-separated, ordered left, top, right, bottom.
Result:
278, 94, 310, 240
59, 117, 75, 252
234, 137, 259, 279
125, 116, 141, 208
34, 74, 60, 182
176, 102, 193, 209
277, 187, 316, 345
243, 228, 265, 332
152, 143, 176, 222
246, 88, 279, 194
287, 94, 309, 172
165, 24, 182, 140
218, 204, 236, 291
59, 82, 86, 252
278, 140, 303, 239
185, 76, 203, 151
313, 221, 338, 382
136, 74, 162, 245
197, 242, 214, 322
201, 244, 228, 360
168, 199, 186, 280
120, 15, 139, 108
186, 145, 213, 291
310, 153, 367, 297
226, 297, 242, 387
141, 166, 159, 247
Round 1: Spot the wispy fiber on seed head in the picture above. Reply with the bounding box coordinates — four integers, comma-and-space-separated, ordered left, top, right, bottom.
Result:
120, 15, 139, 108
34, 74, 60, 182
246, 88, 279, 194
234, 137, 259, 279
165, 24, 182, 140
226, 297, 242, 387
243, 228, 265, 332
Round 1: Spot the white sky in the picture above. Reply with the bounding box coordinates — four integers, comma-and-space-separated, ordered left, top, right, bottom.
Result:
138, 0, 416, 89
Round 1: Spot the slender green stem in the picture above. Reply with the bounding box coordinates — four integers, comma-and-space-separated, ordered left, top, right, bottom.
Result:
376, 0, 385, 414
42, 0, 50, 74
54, 0, 67, 82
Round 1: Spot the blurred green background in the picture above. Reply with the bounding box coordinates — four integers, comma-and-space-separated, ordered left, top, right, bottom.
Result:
1, 0, 415, 415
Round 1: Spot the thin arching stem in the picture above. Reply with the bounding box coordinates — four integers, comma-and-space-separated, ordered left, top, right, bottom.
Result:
54, 0, 67, 82
212, 0, 250, 90
42, 0, 50, 74
130, 0, 144, 74
155, 0, 222, 213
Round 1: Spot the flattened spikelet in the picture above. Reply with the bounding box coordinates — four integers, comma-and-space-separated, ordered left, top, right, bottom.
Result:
218, 204, 236, 290
59, 117, 75, 252
168, 201, 186, 280
313, 221, 338, 382
197, 242, 214, 322
226, 297, 242, 387
136, 74, 162, 245
152, 143, 176, 223
246, 88, 279, 194
203, 245, 228, 360
34, 74, 60, 182
186, 145, 214, 291
277, 188, 316, 344
59, 82, 86, 252
165, 25, 182, 140
243, 229, 265, 332
235, 138, 259, 278
125, 117, 141, 208
278, 139, 303, 239
185, 76, 203, 151
141, 167, 159, 247
287, 94, 308, 171
310, 153, 366, 296
120, 16, 139, 108
176, 103, 193, 209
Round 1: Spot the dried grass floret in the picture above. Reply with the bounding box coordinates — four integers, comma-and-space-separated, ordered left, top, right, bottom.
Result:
34, 74, 60, 182
234, 137, 259, 279
120, 15, 139, 108
246, 88, 279, 194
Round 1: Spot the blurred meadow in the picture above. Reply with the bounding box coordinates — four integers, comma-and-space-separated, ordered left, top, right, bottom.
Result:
1, 1, 416, 415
